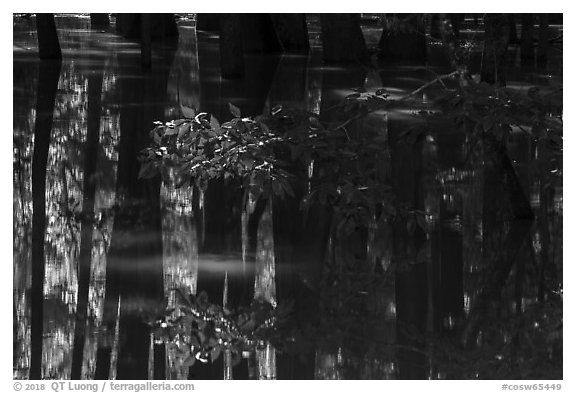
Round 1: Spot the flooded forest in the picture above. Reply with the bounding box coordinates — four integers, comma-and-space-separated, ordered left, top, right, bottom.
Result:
13, 13, 563, 380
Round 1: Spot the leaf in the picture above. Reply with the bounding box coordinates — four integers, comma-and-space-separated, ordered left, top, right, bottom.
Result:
189, 335, 200, 348
194, 113, 208, 123
180, 104, 196, 119
164, 127, 177, 136
178, 123, 190, 138
229, 102, 241, 118
210, 346, 222, 363
195, 351, 209, 363
210, 115, 220, 130
199, 118, 211, 129
260, 121, 270, 134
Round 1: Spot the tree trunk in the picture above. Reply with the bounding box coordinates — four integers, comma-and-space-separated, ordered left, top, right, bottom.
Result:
115, 14, 139, 38
29, 59, 62, 380
70, 67, 104, 380
387, 111, 428, 379
196, 13, 220, 32
240, 14, 283, 54
96, 45, 176, 380
449, 13, 464, 38
520, 14, 535, 65
157, 13, 179, 39
197, 30, 223, 119
508, 14, 519, 44
267, 54, 309, 109
481, 14, 510, 86
537, 14, 550, 66
270, 14, 309, 52
378, 14, 426, 61
490, 136, 534, 220
219, 14, 244, 78
430, 14, 441, 39
116, 14, 178, 40
220, 53, 280, 118
461, 220, 531, 348
321, 14, 369, 64
141, 14, 152, 68
90, 13, 110, 28
435, 127, 466, 337
36, 14, 61, 60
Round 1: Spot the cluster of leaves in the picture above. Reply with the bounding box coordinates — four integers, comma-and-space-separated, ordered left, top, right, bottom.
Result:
139, 103, 294, 204
140, 90, 396, 236
405, 81, 562, 147
153, 290, 295, 367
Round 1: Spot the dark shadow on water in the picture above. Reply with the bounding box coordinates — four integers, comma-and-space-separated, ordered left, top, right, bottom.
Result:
30, 58, 62, 380
96, 41, 177, 380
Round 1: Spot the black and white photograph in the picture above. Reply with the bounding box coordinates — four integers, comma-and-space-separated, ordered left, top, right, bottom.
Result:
12, 8, 564, 384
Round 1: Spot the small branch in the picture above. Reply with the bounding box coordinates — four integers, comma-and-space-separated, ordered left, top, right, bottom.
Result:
399, 70, 460, 101
426, 68, 450, 90
333, 114, 363, 139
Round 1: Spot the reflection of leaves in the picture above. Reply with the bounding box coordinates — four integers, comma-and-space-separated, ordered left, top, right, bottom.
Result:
156, 291, 295, 363
431, 298, 563, 379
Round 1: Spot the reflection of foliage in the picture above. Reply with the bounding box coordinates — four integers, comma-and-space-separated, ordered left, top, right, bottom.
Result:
433, 297, 562, 379
402, 77, 562, 223
154, 290, 294, 367
406, 82, 562, 158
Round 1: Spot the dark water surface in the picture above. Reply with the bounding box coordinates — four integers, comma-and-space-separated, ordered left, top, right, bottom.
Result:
13, 15, 562, 380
